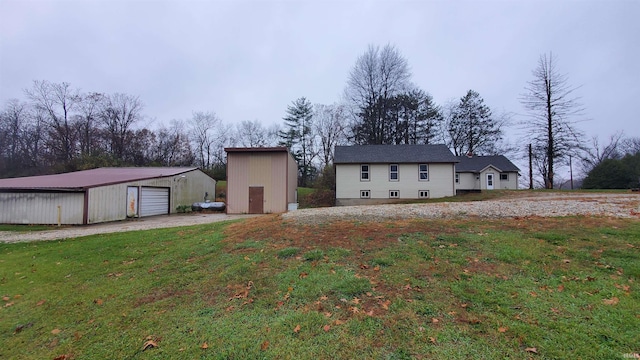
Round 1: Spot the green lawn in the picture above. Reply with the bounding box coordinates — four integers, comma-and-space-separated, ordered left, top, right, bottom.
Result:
1, 216, 639, 359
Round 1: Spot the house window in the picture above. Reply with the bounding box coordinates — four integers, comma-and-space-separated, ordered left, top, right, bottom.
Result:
360, 164, 370, 181
419, 164, 428, 181
419, 190, 429, 199
500, 173, 509, 181
389, 164, 399, 181
455, 173, 460, 184
360, 190, 370, 199
389, 190, 399, 198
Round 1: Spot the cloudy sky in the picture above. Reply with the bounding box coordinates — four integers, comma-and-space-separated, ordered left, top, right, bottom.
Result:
1, 0, 638, 145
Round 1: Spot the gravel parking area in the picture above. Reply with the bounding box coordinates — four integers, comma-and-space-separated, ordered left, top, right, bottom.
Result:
0, 213, 256, 244
283, 192, 640, 225
2, 193, 638, 243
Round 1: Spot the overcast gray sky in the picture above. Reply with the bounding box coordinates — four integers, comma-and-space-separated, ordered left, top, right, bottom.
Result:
1, 0, 639, 143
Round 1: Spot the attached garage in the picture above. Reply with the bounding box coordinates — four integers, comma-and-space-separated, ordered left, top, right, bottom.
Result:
140, 187, 170, 217
0, 167, 216, 225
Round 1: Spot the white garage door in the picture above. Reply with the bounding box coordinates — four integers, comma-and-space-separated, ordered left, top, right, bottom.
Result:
140, 187, 169, 217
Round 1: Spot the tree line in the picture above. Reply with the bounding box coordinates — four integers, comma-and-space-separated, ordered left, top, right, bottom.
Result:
2, 46, 638, 189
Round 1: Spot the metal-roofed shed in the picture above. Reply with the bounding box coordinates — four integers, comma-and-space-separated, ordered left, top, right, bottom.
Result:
0, 167, 216, 225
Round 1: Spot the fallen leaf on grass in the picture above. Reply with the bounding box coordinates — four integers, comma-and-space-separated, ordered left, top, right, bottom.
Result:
200, 342, 208, 349
524, 347, 538, 354
93, 299, 103, 305
602, 297, 619, 305
557, 284, 564, 292
323, 325, 331, 332
431, 318, 439, 324
2, 296, 9, 301
260, 341, 269, 351
498, 327, 508, 333
142, 340, 157, 351
36, 299, 47, 306
293, 325, 301, 333
14, 322, 33, 334
562, 259, 571, 263
53, 355, 70, 360
614, 284, 631, 293
51, 329, 61, 335
4, 302, 14, 308
299, 272, 308, 278
429, 337, 437, 344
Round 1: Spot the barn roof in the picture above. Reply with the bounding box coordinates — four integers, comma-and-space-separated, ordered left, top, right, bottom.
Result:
334, 144, 457, 164
455, 155, 520, 173
0, 167, 199, 191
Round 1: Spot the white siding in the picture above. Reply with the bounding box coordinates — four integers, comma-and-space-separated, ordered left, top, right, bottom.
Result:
86, 170, 215, 224
456, 173, 479, 190
336, 163, 455, 204
455, 169, 519, 191
0, 192, 84, 225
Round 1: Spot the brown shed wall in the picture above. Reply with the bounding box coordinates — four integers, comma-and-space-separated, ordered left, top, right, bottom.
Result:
226, 149, 296, 214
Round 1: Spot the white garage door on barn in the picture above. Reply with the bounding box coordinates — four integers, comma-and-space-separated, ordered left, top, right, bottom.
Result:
140, 187, 169, 217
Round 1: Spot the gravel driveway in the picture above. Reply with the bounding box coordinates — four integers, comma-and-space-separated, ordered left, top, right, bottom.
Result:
0, 213, 256, 244
2, 193, 638, 243
283, 192, 640, 224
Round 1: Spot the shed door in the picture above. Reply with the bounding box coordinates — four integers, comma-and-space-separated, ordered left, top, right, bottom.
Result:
249, 186, 264, 214
140, 187, 169, 217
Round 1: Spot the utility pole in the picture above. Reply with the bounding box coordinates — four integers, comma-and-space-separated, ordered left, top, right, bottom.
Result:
529, 144, 533, 189
569, 155, 574, 190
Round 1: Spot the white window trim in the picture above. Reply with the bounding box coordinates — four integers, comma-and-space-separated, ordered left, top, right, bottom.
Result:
455, 173, 460, 184
419, 164, 429, 181
389, 164, 399, 181
360, 164, 370, 182
419, 190, 429, 199
389, 190, 399, 198
360, 190, 370, 199
500, 173, 509, 181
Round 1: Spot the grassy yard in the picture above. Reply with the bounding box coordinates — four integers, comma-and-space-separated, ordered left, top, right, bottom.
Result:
1, 215, 639, 359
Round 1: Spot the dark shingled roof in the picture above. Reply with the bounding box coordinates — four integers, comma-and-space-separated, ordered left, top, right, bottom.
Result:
0, 167, 198, 191
455, 155, 520, 173
334, 144, 457, 164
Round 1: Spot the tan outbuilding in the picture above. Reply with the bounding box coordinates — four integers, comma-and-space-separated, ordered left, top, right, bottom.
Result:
0, 167, 216, 225
224, 147, 298, 214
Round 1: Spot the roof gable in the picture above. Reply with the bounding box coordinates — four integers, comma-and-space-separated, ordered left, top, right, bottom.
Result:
455, 155, 520, 173
334, 144, 457, 164
0, 167, 199, 190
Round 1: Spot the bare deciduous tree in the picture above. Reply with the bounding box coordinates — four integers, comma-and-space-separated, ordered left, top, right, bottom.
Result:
102, 93, 143, 161
520, 53, 585, 189
75, 92, 106, 158
580, 131, 625, 174
345, 44, 411, 144
25, 80, 80, 168
234, 120, 270, 147
189, 111, 224, 169
621, 137, 640, 155
313, 103, 347, 168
